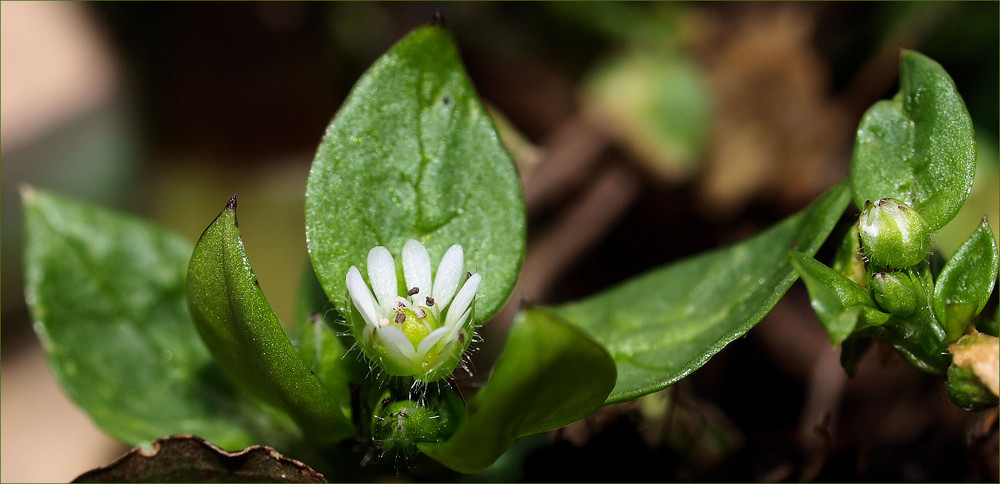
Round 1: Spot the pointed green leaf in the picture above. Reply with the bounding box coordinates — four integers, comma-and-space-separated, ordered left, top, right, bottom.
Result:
186, 196, 354, 444
419, 307, 616, 474
851, 50, 976, 230
22, 188, 277, 450
933, 218, 999, 341
305, 23, 525, 325
789, 251, 890, 345
550, 182, 851, 404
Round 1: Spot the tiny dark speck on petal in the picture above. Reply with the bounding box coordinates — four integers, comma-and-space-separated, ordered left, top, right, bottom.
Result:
442, 96, 451, 105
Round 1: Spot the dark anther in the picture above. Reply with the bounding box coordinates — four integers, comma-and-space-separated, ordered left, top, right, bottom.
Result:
407, 287, 419, 296
394, 313, 406, 324
426, 296, 435, 307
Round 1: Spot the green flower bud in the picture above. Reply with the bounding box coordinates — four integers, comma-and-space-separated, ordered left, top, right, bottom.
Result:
371, 391, 460, 459
870, 271, 918, 316
858, 199, 931, 269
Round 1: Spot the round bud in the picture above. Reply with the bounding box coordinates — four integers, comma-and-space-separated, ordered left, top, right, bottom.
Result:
371, 392, 460, 459
858, 198, 931, 269
869, 271, 918, 316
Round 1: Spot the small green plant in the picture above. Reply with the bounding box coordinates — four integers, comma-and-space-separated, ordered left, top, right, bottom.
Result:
790, 51, 998, 409
22, 22, 996, 480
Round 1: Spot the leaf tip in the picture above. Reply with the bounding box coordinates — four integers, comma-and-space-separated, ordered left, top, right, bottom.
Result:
226, 194, 239, 227
431, 9, 446, 26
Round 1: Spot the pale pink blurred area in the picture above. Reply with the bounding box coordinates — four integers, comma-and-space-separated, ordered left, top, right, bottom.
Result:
2, 2, 127, 482
1, 1, 118, 153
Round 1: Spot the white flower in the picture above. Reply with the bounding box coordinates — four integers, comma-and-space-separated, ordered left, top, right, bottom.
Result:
346, 239, 481, 381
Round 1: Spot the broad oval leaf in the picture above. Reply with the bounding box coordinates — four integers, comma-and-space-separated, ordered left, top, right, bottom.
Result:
305, 23, 525, 324
851, 50, 976, 230
22, 188, 276, 450
187, 196, 353, 445
551, 182, 851, 404
933, 217, 999, 341
418, 307, 616, 474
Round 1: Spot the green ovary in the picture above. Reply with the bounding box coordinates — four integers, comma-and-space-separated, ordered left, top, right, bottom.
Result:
398, 307, 438, 347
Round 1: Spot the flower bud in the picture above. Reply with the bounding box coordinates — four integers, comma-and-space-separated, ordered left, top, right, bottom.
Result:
869, 271, 918, 316
371, 391, 460, 459
858, 198, 931, 269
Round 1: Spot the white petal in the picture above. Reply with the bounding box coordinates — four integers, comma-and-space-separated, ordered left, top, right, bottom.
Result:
402, 239, 432, 302
376, 324, 418, 362
432, 244, 464, 309
367, 245, 398, 312
442, 307, 471, 341
445, 273, 480, 330
346, 266, 378, 327
416, 327, 448, 356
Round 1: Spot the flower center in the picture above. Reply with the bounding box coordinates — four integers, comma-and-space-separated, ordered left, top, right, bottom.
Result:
395, 305, 438, 347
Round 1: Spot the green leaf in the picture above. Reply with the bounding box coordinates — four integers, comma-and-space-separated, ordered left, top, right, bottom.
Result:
789, 251, 890, 345
933, 218, 999, 341
550, 182, 851, 404
305, 23, 525, 324
22, 188, 276, 450
186, 195, 354, 445
418, 307, 616, 474
850, 50, 976, 230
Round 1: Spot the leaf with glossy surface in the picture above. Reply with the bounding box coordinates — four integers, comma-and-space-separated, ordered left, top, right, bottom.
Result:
187, 196, 353, 445
789, 251, 889, 345
933, 218, 999, 341
851, 50, 976, 230
418, 308, 616, 474
22, 188, 274, 450
305, 23, 525, 324
551, 182, 851, 404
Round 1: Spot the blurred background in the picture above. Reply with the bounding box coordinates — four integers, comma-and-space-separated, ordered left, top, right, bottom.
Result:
2, 2, 997, 482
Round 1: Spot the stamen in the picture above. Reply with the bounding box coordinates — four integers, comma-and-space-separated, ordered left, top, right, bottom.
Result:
407, 286, 419, 296
394, 313, 406, 324
426, 296, 435, 307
